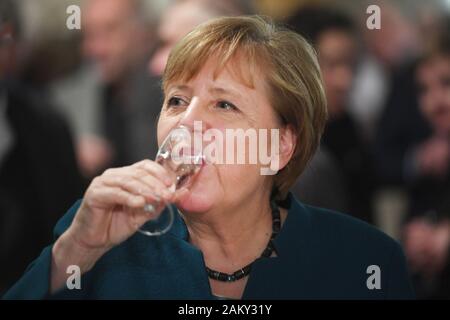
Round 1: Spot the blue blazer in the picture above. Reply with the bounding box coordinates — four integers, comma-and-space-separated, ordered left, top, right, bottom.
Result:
3, 194, 414, 299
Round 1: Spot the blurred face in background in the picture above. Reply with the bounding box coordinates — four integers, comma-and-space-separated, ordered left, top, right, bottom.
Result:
317, 29, 357, 118
417, 55, 450, 135
364, 2, 419, 68
0, 23, 16, 81
82, 0, 151, 83
149, 1, 217, 76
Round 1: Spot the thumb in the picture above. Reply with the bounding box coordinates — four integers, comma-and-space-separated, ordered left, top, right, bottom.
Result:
173, 187, 190, 205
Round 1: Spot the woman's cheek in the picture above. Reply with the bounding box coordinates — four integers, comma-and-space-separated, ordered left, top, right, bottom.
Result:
156, 111, 181, 145
177, 163, 245, 212
213, 163, 260, 200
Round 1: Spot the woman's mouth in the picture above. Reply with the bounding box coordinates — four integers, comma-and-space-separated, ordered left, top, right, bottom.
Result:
175, 157, 206, 190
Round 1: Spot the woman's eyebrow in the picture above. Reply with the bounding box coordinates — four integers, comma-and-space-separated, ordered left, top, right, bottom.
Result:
168, 84, 190, 93
208, 86, 242, 99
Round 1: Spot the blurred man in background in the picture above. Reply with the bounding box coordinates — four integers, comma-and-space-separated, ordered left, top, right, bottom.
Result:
77, 0, 252, 178
79, 0, 161, 177
149, 0, 253, 76
0, 0, 83, 294
288, 6, 374, 223
349, 1, 421, 142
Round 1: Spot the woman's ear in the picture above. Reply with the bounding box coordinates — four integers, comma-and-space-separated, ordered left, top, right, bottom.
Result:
278, 124, 296, 171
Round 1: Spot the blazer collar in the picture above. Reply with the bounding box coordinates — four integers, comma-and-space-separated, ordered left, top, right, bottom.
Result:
166, 192, 312, 257
273, 193, 312, 257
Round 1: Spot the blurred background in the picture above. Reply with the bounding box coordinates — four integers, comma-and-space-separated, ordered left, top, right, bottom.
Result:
1, 0, 450, 299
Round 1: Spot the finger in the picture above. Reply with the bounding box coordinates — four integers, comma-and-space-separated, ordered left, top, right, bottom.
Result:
134, 160, 173, 186
104, 170, 174, 201
173, 187, 189, 206
134, 169, 176, 201
100, 175, 163, 203
103, 167, 169, 191
134, 169, 174, 200
89, 186, 147, 209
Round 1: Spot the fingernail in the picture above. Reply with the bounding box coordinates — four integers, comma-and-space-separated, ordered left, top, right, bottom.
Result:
165, 177, 173, 186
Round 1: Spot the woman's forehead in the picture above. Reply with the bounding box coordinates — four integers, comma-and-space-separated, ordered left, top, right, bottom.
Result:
165, 53, 265, 93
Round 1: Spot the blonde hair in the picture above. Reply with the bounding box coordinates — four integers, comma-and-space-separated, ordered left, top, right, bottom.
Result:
163, 15, 328, 201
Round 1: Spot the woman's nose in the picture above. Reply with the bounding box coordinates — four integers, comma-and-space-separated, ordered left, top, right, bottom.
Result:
179, 97, 209, 131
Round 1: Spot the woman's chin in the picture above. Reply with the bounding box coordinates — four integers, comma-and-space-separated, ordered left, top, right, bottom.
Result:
176, 189, 214, 213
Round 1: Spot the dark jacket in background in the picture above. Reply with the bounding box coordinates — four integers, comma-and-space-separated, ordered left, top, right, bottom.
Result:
321, 111, 375, 223
374, 62, 450, 220
292, 147, 349, 214
374, 62, 450, 299
0, 82, 84, 294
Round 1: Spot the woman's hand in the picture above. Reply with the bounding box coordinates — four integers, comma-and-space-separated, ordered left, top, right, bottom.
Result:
68, 159, 176, 249
51, 160, 177, 292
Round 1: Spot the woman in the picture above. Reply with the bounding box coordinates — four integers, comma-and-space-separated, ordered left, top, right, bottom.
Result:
4, 16, 413, 299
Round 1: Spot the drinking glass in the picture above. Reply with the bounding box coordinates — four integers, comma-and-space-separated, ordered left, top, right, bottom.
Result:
136, 125, 203, 236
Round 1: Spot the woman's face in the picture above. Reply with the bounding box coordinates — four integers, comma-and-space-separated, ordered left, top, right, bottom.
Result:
317, 29, 356, 118
417, 55, 450, 135
157, 55, 293, 214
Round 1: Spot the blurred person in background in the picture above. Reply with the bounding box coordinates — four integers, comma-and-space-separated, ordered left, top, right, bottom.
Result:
291, 148, 349, 214
45, 0, 253, 181
287, 6, 374, 223
401, 32, 450, 299
0, 0, 83, 294
349, 0, 421, 143
374, 10, 449, 189
79, 0, 161, 177
149, 0, 253, 77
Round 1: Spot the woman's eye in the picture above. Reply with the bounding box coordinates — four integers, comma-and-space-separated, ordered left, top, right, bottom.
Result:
167, 97, 187, 107
216, 101, 238, 111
